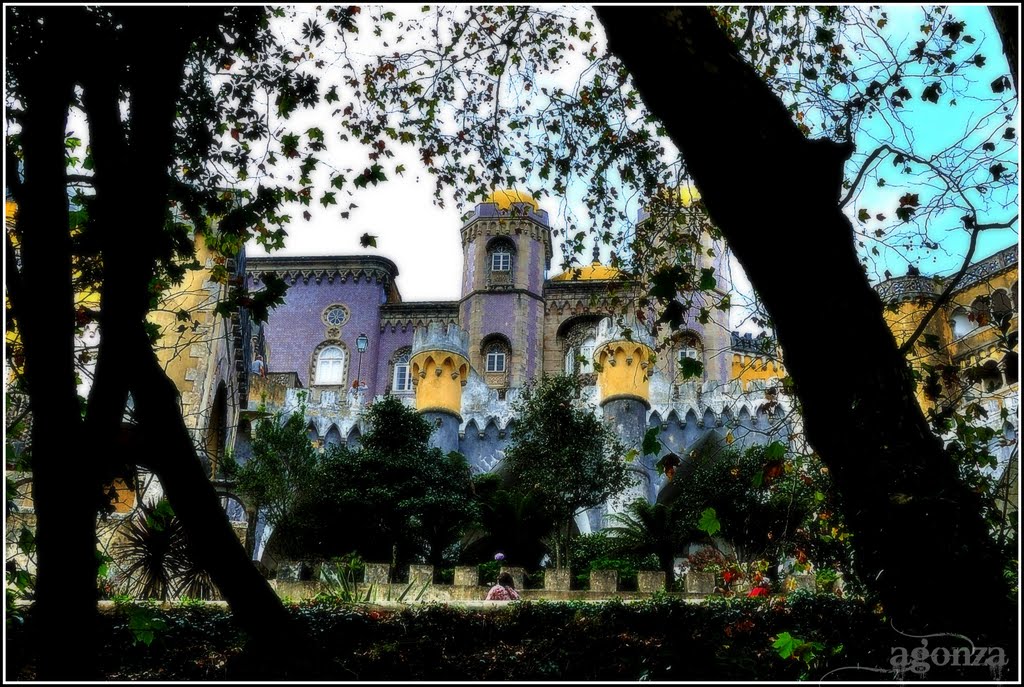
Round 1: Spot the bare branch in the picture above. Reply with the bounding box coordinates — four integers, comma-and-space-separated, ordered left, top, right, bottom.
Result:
899, 213, 1020, 354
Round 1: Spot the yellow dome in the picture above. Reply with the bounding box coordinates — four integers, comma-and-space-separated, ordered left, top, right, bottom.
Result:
486, 189, 540, 211
550, 262, 624, 282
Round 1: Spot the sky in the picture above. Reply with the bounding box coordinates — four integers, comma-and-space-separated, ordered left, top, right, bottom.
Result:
241, 4, 1019, 335
21, 6, 1014, 331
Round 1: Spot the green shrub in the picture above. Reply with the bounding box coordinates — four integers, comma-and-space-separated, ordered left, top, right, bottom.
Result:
10, 595, 987, 681
477, 560, 500, 585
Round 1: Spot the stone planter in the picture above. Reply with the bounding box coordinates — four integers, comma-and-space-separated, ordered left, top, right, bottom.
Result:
590, 569, 619, 594
454, 566, 479, 587
637, 570, 666, 593
544, 568, 571, 591
684, 571, 716, 594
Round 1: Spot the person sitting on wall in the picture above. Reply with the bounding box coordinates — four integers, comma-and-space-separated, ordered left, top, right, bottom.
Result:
485, 571, 521, 601
251, 354, 266, 377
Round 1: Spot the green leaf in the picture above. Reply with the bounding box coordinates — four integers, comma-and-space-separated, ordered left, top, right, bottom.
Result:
698, 507, 721, 536
679, 356, 703, 380
360, 233, 378, 248
17, 526, 35, 555
764, 441, 786, 460
773, 632, 800, 659
699, 268, 717, 291
642, 427, 662, 457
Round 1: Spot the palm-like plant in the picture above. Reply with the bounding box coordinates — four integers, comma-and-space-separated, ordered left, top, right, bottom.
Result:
115, 498, 216, 600
605, 499, 681, 588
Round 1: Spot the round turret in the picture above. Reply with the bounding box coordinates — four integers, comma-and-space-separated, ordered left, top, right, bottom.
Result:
593, 316, 657, 408
410, 322, 470, 419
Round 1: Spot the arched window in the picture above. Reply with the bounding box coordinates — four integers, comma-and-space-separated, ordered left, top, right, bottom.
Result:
481, 335, 511, 383
974, 360, 1003, 393
676, 332, 704, 379
560, 317, 602, 377
324, 425, 343, 447
315, 346, 345, 385
486, 237, 516, 287
391, 348, 413, 393
949, 306, 974, 339
564, 335, 598, 374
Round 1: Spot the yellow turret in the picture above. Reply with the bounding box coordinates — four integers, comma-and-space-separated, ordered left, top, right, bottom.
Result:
593, 318, 656, 407
410, 323, 470, 418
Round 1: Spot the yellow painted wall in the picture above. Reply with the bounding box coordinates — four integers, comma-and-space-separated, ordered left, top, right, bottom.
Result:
411, 350, 469, 415
731, 353, 785, 390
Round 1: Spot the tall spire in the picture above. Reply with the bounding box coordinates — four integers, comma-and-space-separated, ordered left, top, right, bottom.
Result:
592, 242, 601, 265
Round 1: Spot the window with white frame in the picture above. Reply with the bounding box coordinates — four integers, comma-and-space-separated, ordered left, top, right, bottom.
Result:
676, 333, 703, 380
316, 346, 345, 385
392, 351, 413, 392
486, 238, 516, 286
486, 350, 507, 373
491, 251, 511, 271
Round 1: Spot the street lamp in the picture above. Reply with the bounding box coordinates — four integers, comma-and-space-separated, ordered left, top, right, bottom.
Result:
355, 333, 369, 391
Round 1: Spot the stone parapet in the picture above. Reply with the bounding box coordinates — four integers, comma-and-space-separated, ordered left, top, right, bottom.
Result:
454, 566, 479, 587
637, 571, 666, 593
590, 570, 619, 594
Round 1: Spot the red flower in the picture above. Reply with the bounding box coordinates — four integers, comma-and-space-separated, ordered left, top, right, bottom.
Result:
723, 570, 736, 584
747, 586, 768, 598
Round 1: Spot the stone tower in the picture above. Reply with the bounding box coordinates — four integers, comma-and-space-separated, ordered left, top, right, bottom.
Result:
593, 316, 658, 522
636, 186, 733, 385
411, 322, 470, 453
459, 190, 552, 391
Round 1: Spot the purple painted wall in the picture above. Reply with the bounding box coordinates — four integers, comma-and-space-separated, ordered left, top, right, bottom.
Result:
375, 326, 417, 397
253, 275, 387, 389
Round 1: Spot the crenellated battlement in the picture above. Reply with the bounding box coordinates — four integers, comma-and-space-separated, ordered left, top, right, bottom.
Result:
593, 315, 657, 351
412, 322, 470, 359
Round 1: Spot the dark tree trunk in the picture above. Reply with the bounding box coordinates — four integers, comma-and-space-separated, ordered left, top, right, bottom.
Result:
7, 10, 102, 679
74, 12, 315, 675
989, 6, 1018, 92
597, 6, 1012, 642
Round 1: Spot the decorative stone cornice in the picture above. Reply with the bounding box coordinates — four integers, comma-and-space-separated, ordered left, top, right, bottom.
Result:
951, 244, 1018, 295
875, 245, 1017, 304
246, 255, 399, 287
874, 275, 940, 304
380, 302, 459, 332
460, 215, 553, 261
542, 282, 638, 317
